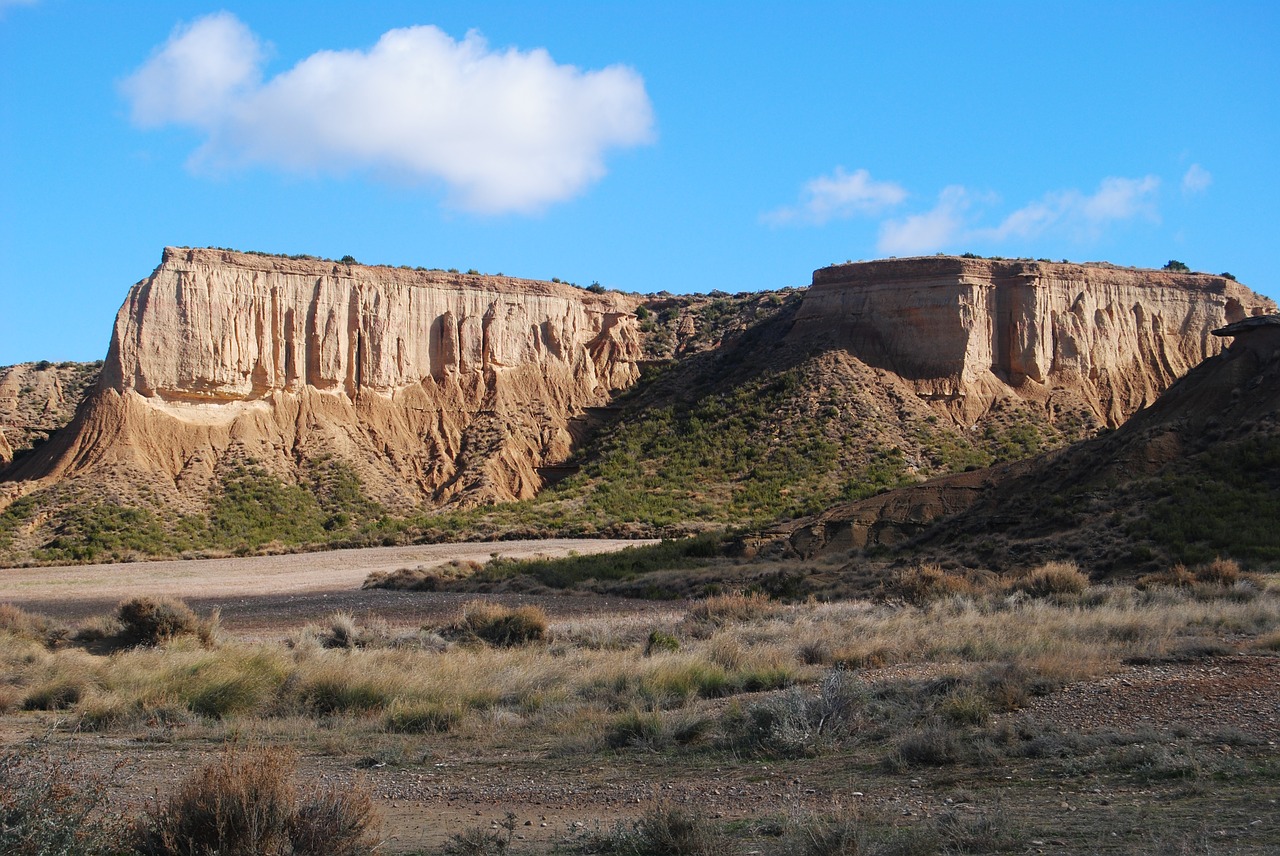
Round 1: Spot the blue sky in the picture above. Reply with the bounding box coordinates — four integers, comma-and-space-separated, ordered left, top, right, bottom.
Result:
2, 1, 1277, 363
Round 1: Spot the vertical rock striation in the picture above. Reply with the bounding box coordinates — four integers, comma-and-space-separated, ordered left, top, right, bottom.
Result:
9, 248, 643, 510
792, 257, 1274, 426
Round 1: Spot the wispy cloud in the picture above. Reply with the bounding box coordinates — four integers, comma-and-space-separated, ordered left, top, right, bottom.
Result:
0, 0, 39, 14
1182, 163, 1212, 195
874, 175, 1161, 255
981, 175, 1161, 243
763, 167, 906, 225
121, 13, 655, 213
877, 186, 971, 255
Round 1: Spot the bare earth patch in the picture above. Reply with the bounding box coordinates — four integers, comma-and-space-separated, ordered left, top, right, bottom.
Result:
0, 539, 658, 631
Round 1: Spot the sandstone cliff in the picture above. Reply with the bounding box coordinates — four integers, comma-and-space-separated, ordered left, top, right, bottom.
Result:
7, 248, 643, 512
793, 257, 1272, 426
772, 315, 1280, 573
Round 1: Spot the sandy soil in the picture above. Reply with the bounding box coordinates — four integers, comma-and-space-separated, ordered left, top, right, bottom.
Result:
0, 539, 658, 631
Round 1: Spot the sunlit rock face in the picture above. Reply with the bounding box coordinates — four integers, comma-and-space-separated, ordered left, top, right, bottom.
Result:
11, 248, 643, 510
793, 256, 1274, 426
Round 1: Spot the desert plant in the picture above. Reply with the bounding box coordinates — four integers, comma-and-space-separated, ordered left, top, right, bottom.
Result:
772, 807, 864, 856
687, 591, 779, 625
891, 564, 977, 605
1010, 561, 1090, 597
138, 745, 378, 856
1163, 259, 1190, 272
644, 630, 681, 656
458, 601, 548, 647
0, 745, 131, 856
605, 800, 735, 856
115, 597, 216, 648
384, 699, 462, 733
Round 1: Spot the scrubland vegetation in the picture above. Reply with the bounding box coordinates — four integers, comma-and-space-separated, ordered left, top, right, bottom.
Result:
2, 556, 1278, 853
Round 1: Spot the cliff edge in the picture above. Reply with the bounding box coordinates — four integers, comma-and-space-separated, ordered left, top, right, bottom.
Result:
8, 248, 643, 512
793, 257, 1270, 426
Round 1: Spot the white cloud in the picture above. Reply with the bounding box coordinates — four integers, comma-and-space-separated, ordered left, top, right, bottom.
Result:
1182, 163, 1212, 195
872, 175, 1161, 256
764, 167, 906, 225
121, 14, 655, 213
876, 186, 971, 255
982, 175, 1160, 243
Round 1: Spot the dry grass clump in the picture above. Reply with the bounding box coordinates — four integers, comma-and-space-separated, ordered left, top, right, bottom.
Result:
1009, 561, 1090, 598
455, 601, 549, 647
599, 798, 734, 856
116, 597, 218, 648
1138, 557, 1262, 595
363, 559, 481, 591
0, 603, 66, 647
687, 591, 781, 625
138, 745, 378, 856
890, 564, 981, 605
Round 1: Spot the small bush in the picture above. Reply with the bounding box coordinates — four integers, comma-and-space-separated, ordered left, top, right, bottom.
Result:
892, 564, 977, 605
893, 720, 962, 766
1010, 561, 1089, 597
687, 591, 779, 625
644, 630, 681, 656
606, 800, 734, 856
0, 603, 65, 646
116, 597, 216, 647
607, 709, 667, 750
459, 602, 548, 647
0, 745, 130, 856
384, 700, 462, 733
1197, 556, 1241, 586
139, 746, 378, 856
773, 808, 864, 856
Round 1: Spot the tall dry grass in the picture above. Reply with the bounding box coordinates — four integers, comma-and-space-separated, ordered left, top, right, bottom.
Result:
1, 578, 1276, 745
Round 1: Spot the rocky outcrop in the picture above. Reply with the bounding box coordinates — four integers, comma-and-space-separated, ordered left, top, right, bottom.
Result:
6, 248, 643, 511
792, 257, 1274, 426
0, 360, 101, 467
773, 314, 1280, 572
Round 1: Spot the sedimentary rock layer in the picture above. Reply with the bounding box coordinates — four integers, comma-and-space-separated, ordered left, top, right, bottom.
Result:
9, 248, 642, 509
793, 257, 1274, 425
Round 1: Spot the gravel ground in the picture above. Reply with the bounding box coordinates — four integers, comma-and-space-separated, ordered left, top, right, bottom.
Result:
0, 539, 658, 630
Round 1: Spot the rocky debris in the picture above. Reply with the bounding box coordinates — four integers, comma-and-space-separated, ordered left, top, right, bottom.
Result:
0, 427, 11, 466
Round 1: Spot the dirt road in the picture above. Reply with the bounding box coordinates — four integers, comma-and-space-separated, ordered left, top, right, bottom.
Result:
0, 539, 659, 630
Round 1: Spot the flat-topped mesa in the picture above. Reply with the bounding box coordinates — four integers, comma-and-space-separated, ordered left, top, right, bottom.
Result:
14, 247, 644, 510
105, 246, 641, 401
792, 256, 1275, 425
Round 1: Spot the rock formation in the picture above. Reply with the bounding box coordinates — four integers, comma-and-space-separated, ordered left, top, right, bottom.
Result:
773, 313, 1280, 572
793, 257, 1272, 426
0, 360, 101, 466
2, 250, 1274, 565
5, 248, 643, 512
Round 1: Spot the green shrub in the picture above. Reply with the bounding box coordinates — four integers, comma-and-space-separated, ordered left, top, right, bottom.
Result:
606, 709, 667, 750
644, 630, 681, 656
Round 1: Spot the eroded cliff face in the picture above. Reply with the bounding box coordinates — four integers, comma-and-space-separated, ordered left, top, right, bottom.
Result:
12, 248, 643, 510
792, 257, 1275, 426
